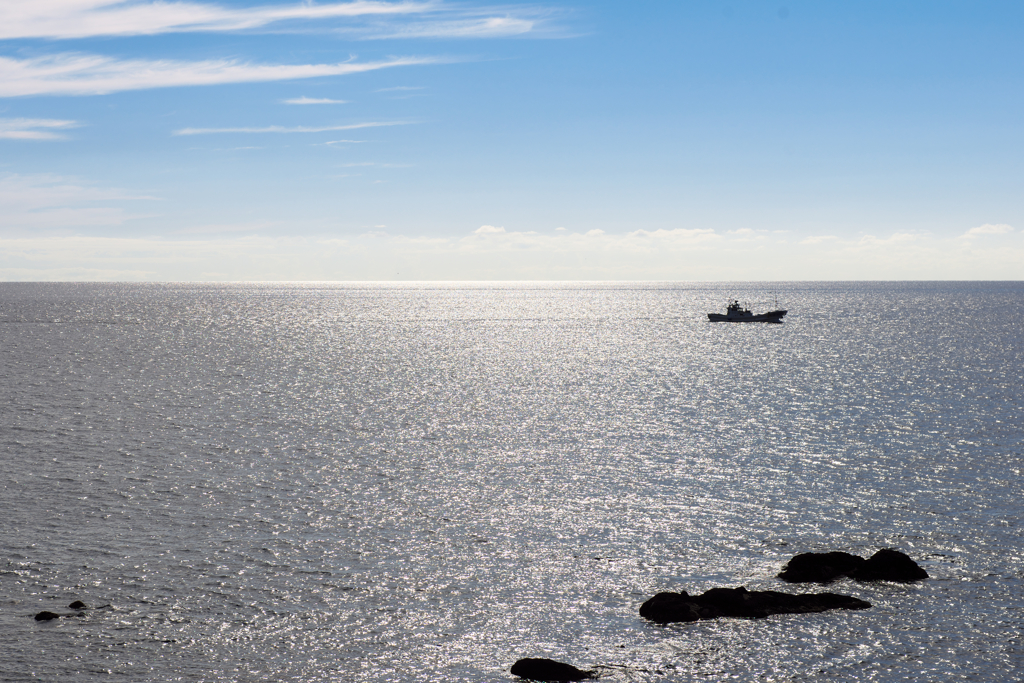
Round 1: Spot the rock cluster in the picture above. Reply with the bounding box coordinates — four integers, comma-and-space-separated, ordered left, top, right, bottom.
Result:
778, 548, 929, 584
511, 547, 927, 679
34, 600, 94, 621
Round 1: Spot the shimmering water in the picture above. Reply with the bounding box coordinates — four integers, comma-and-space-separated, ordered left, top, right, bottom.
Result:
1, 282, 1022, 682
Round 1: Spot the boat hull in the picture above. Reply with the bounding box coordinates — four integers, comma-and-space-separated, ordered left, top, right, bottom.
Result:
708, 309, 787, 323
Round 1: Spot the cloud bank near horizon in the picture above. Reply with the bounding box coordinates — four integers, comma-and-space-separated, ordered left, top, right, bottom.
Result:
1, 222, 1020, 281
4, 175, 1017, 280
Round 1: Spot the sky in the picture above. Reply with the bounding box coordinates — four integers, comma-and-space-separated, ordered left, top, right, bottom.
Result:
1, 0, 1022, 281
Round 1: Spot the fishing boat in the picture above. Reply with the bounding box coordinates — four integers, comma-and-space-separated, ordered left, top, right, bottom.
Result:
707, 299, 787, 323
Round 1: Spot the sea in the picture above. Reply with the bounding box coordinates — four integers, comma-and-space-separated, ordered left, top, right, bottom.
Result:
1, 281, 1022, 682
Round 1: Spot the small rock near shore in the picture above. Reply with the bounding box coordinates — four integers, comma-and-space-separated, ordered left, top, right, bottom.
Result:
35, 611, 62, 621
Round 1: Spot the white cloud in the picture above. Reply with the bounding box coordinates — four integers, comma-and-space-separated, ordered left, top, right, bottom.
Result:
175, 121, 408, 135
0, 53, 440, 98
283, 96, 349, 104
474, 224, 505, 234
856, 232, 921, 246
960, 223, 1014, 238
0, 1, 432, 40
624, 227, 718, 243
0, 117, 80, 140
800, 235, 838, 245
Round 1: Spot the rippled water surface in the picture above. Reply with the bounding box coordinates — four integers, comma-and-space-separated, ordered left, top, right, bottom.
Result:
1, 282, 1022, 681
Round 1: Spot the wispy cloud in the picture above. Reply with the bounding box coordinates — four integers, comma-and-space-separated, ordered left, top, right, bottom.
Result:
0, 117, 79, 140
176, 221, 278, 235
174, 121, 409, 135
0, 53, 441, 98
0, 1, 433, 40
0, 1, 565, 43
960, 223, 1014, 239
354, 15, 536, 39
457, 225, 721, 255
283, 96, 349, 104
0, 173, 154, 232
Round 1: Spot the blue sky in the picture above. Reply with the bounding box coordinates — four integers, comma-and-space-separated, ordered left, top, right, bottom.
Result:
1, 0, 1022, 280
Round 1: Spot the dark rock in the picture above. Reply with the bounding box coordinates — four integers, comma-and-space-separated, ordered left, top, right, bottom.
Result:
639, 586, 871, 624
640, 592, 703, 623
68, 601, 88, 610
778, 551, 866, 583
34, 611, 61, 621
779, 549, 928, 584
850, 548, 929, 582
510, 657, 597, 681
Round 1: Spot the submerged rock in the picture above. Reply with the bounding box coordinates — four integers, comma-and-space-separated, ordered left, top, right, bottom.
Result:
34, 611, 61, 621
779, 548, 928, 584
639, 586, 871, 624
510, 657, 597, 681
68, 600, 87, 610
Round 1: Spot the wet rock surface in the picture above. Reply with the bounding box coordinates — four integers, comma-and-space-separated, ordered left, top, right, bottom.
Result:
639, 586, 871, 624
852, 548, 930, 582
779, 548, 928, 583
510, 657, 597, 681
778, 551, 866, 583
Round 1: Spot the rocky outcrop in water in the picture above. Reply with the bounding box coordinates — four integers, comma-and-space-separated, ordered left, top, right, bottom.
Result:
777, 551, 865, 583
778, 548, 928, 583
639, 586, 871, 624
510, 657, 596, 681
851, 548, 929, 582
34, 599, 99, 621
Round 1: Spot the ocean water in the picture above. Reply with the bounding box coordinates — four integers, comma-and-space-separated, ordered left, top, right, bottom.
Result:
1, 281, 1022, 682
